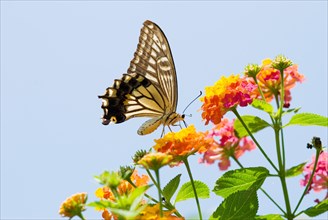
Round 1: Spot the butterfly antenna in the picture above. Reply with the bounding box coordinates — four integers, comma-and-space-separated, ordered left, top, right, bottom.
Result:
182, 91, 203, 114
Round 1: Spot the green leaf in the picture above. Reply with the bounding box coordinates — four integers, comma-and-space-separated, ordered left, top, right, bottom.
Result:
211, 189, 258, 220
255, 214, 284, 220
88, 200, 114, 209
285, 162, 306, 178
282, 107, 301, 116
251, 99, 274, 114
162, 174, 181, 202
127, 185, 149, 205
285, 113, 328, 127
175, 180, 210, 203
304, 199, 328, 217
109, 205, 146, 219
234, 115, 271, 138
213, 167, 269, 198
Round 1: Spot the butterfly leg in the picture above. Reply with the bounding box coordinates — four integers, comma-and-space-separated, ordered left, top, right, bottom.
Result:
161, 126, 165, 137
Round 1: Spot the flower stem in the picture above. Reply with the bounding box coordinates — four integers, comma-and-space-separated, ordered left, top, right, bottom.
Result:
154, 169, 163, 217
231, 155, 244, 168
232, 108, 279, 173
77, 213, 86, 220
274, 125, 292, 219
144, 170, 182, 217
183, 158, 202, 220
293, 149, 321, 216
253, 78, 275, 125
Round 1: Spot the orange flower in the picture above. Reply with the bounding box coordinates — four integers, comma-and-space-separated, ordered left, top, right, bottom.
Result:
256, 59, 304, 107
200, 74, 256, 125
59, 192, 87, 218
199, 118, 255, 170
117, 170, 149, 195
153, 125, 213, 159
138, 152, 173, 170
136, 204, 184, 220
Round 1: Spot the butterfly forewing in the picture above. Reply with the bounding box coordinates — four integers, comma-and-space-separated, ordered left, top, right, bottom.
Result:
128, 20, 178, 112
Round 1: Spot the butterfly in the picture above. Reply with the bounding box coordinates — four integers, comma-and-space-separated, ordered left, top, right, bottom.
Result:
98, 20, 184, 135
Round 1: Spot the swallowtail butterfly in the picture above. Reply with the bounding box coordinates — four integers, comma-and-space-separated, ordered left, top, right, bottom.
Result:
99, 20, 184, 135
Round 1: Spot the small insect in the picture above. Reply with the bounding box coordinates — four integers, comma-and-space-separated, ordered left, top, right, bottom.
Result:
98, 20, 184, 135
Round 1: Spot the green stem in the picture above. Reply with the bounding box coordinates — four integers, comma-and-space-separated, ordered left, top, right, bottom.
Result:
253, 78, 275, 125
232, 108, 279, 173
144, 170, 182, 217
274, 93, 286, 171
183, 157, 202, 220
293, 149, 321, 216
154, 169, 163, 217
274, 125, 292, 219
231, 156, 286, 214
260, 188, 286, 215
231, 155, 244, 168
278, 68, 285, 116
77, 213, 86, 220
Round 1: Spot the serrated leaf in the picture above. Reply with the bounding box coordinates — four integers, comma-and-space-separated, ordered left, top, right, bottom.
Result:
213, 167, 269, 198
255, 214, 284, 220
234, 115, 271, 138
251, 99, 274, 114
285, 162, 306, 178
175, 180, 209, 203
304, 199, 328, 217
285, 113, 328, 127
211, 189, 258, 220
162, 174, 181, 202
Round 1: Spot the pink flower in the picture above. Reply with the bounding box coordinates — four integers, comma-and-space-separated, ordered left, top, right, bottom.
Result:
255, 60, 304, 108
300, 151, 328, 198
199, 118, 256, 170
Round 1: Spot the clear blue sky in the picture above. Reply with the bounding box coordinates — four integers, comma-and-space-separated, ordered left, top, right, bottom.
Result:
1, 1, 327, 219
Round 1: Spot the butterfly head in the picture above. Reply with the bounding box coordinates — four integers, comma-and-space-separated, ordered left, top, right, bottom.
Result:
164, 112, 185, 126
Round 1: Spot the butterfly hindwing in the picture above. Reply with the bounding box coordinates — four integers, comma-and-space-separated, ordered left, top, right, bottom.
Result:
99, 72, 165, 125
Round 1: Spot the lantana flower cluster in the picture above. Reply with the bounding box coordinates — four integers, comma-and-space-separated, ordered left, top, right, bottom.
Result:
255, 58, 304, 107
201, 74, 257, 125
199, 118, 256, 170
153, 124, 214, 159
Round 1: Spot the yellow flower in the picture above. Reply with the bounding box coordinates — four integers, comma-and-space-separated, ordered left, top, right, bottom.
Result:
138, 152, 173, 170
136, 204, 185, 220
59, 192, 87, 218
153, 125, 213, 159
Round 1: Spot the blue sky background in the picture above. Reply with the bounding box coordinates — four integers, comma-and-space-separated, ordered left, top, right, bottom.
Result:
1, 1, 327, 219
